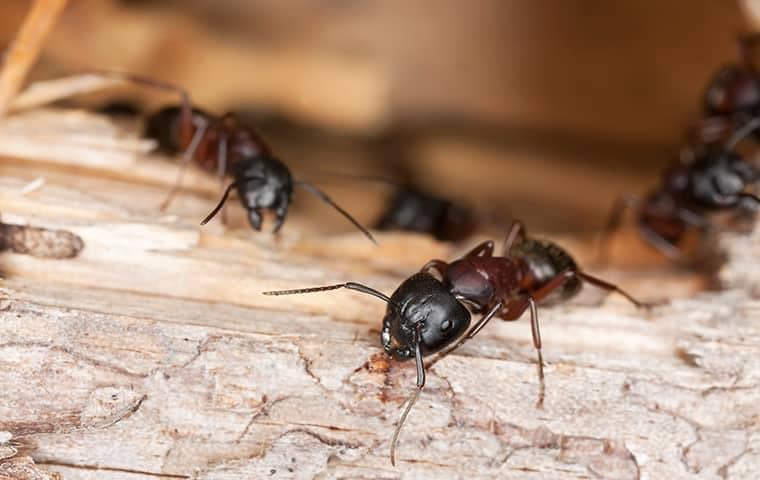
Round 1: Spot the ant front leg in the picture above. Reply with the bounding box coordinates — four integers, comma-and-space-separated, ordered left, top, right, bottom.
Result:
502, 219, 527, 256
465, 240, 494, 258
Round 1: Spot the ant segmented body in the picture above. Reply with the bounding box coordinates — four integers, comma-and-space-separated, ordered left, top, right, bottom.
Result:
263, 219, 646, 465
49, 72, 376, 243
601, 125, 760, 261
691, 34, 760, 145
144, 104, 376, 243
374, 186, 476, 242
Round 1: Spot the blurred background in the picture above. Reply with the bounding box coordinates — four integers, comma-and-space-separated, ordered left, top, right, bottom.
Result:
1, 0, 754, 233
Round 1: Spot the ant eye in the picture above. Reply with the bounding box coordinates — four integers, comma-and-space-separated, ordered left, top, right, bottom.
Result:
440, 319, 453, 332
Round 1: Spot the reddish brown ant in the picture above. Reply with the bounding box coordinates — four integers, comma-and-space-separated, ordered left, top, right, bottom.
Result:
692, 34, 760, 145
38, 71, 377, 243
600, 121, 760, 262
145, 103, 377, 243
263, 219, 647, 465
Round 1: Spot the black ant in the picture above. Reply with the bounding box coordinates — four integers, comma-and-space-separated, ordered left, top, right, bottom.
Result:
374, 186, 477, 242
263, 219, 647, 465
47, 72, 377, 243
600, 120, 760, 261
147, 103, 376, 243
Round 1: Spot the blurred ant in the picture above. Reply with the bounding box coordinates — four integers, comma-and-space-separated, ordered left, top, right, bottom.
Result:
374, 186, 477, 242
313, 170, 477, 242
39, 72, 377, 243
600, 120, 760, 261
692, 34, 760, 145
263, 219, 646, 465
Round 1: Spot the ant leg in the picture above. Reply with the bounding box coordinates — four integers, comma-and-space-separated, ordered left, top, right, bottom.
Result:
420, 259, 448, 278
82, 71, 196, 145
159, 120, 209, 211
390, 323, 425, 466
726, 117, 760, 150
637, 223, 682, 259
525, 297, 545, 408
501, 219, 526, 256
499, 296, 545, 407
465, 240, 494, 258
574, 271, 649, 309
596, 194, 640, 264
676, 207, 712, 230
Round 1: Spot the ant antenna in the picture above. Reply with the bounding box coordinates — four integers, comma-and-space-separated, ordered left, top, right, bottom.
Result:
294, 180, 378, 245
390, 323, 425, 466
200, 176, 262, 225
262, 281, 392, 304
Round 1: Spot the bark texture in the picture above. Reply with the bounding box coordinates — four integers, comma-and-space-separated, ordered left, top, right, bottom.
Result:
0, 107, 758, 479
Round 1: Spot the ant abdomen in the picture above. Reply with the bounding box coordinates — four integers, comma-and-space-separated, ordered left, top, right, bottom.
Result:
511, 239, 582, 302
144, 105, 211, 155
704, 64, 760, 116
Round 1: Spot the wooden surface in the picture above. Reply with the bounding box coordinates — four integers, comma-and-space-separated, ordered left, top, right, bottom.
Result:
0, 108, 759, 479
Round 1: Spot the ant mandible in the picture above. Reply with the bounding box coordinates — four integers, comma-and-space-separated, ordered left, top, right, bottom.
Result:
74, 72, 377, 243
263, 219, 647, 465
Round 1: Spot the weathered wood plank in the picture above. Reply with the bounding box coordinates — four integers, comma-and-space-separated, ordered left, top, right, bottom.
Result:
1, 107, 758, 479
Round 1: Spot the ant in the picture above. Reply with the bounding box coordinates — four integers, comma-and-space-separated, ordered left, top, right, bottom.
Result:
36, 71, 377, 243
692, 34, 760, 145
144, 99, 377, 244
263, 219, 647, 465
312, 170, 476, 242
374, 186, 477, 242
600, 120, 760, 261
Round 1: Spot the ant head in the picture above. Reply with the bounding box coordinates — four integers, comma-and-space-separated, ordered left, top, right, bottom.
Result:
704, 65, 760, 115
689, 149, 756, 203
381, 273, 471, 359
231, 156, 294, 231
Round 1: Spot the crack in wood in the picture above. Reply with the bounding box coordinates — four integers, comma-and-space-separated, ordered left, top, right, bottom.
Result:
37, 461, 190, 479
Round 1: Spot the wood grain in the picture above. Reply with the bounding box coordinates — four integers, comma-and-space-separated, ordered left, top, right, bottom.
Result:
0, 107, 758, 479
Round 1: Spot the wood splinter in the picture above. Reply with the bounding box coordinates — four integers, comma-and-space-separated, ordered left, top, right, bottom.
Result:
0, 221, 83, 259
